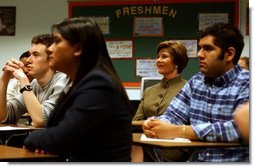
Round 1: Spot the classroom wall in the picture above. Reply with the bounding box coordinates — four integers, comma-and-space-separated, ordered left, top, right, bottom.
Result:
0, 0, 68, 68
0, 0, 250, 100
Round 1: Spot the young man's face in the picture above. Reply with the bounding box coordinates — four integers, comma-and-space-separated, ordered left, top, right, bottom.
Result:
197, 35, 228, 78
26, 44, 51, 78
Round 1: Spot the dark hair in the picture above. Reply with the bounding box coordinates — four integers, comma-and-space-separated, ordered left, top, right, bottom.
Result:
156, 41, 189, 74
19, 51, 30, 60
51, 17, 132, 112
31, 34, 54, 48
199, 23, 244, 64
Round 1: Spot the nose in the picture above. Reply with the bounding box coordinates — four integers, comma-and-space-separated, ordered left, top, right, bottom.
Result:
156, 56, 162, 62
47, 43, 54, 55
196, 49, 204, 59
26, 55, 32, 64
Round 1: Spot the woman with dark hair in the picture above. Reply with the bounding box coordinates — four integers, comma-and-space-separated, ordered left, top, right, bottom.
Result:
23, 17, 133, 162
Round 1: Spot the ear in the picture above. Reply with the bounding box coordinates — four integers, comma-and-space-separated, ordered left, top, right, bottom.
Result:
73, 44, 82, 57
225, 47, 235, 62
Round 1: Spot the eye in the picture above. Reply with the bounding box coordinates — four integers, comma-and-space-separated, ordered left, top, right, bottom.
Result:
53, 36, 61, 44
159, 54, 170, 59
54, 39, 60, 44
34, 53, 39, 57
203, 45, 214, 51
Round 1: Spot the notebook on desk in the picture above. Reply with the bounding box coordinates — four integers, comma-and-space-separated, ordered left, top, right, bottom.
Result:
141, 134, 191, 143
0, 126, 30, 131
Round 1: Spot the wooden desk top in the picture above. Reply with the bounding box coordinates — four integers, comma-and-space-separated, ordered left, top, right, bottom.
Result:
133, 133, 242, 148
0, 145, 58, 161
132, 121, 144, 133
132, 120, 144, 126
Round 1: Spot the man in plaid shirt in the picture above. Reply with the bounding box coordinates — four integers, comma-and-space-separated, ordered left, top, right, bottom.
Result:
143, 23, 249, 162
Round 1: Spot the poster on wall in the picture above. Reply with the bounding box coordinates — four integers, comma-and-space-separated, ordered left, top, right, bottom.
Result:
172, 40, 197, 58
199, 13, 228, 31
136, 59, 163, 77
133, 17, 164, 36
0, 6, 16, 36
106, 40, 133, 59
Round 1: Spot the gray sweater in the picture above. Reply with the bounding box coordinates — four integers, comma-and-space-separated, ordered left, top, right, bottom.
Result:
3, 72, 70, 124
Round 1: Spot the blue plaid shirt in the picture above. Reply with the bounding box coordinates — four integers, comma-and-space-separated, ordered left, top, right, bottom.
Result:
158, 65, 249, 162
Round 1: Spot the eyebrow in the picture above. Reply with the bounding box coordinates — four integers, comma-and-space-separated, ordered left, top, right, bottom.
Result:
30, 51, 40, 55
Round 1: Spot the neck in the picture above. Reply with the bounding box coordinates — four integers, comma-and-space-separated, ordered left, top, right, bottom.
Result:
212, 63, 235, 79
164, 70, 179, 80
36, 69, 56, 87
67, 61, 80, 83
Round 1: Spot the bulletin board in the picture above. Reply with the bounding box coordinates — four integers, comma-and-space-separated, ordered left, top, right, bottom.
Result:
69, 0, 239, 87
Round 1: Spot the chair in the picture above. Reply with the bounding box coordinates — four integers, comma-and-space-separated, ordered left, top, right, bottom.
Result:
140, 77, 162, 98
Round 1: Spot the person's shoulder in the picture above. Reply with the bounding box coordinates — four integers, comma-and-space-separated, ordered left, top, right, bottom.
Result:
187, 72, 203, 83
144, 82, 161, 92
50, 72, 70, 86
81, 68, 114, 86
54, 71, 68, 78
239, 68, 249, 77
53, 71, 69, 81
236, 69, 249, 83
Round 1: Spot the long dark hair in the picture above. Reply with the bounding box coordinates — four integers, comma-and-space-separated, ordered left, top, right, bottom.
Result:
51, 17, 133, 113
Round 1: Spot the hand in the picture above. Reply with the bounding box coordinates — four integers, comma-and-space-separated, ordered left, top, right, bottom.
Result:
233, 102, 249, 142
23, 145, 48, 154
143, 118, 180, 139
2, 58, 25, 80
142, 118, 157, 138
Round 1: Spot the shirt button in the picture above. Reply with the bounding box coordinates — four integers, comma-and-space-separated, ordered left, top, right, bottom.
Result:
155, 103, 159, 107
159, 94, 163, 98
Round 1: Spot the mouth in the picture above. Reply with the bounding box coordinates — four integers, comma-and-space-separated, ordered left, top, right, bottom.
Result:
199, 62, 206, 67
157, 64, 164, 68
26, 66, 32, 71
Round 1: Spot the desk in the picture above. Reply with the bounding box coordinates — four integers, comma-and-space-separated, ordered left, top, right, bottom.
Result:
132, 133, 241, 148
0, 145, 58, 161
132, 121, 144, 126
0, 124, 43, 146
132, 121, 144, 133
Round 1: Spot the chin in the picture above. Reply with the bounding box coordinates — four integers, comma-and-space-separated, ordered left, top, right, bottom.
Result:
49, 62, 56, 68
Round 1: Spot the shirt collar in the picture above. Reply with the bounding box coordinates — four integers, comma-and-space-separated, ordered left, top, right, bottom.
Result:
161, 76, 182, 88
204, 64, 242, 87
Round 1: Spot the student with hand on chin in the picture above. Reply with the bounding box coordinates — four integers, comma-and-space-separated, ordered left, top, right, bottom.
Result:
0, 34, 69, 128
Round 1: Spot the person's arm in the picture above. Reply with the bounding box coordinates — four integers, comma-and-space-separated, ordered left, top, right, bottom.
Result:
0, 59, 20, 121
143, 117, 199, 140
233, 102, 249, 143
191, 76, 249, 142
22, 73, 69, 127
9, 61, 45, 126
23, 73, 123, 153
0, 74, 10, 121
132, 89, 148, 121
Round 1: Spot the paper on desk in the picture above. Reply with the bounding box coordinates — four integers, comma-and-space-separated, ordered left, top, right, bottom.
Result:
0, 126, 30, 131
141, 134, 191, 143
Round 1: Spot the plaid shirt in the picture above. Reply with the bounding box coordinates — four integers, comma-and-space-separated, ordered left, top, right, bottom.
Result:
158, 65, 249, 162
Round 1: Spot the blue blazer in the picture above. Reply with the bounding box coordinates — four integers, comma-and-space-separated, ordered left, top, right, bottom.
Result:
24, 68, 132, 162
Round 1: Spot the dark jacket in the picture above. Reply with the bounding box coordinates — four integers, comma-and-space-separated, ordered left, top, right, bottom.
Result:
24, 68, 132, 162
